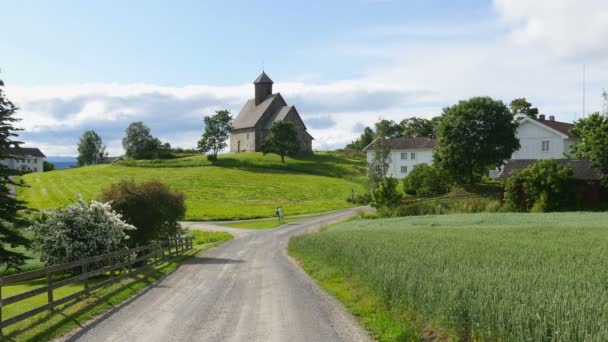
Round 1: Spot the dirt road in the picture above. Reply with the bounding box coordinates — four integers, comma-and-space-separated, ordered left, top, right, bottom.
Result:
64, 208, 371, 342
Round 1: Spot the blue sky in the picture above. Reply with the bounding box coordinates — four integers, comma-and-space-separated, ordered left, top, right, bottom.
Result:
3, 0, 608, 155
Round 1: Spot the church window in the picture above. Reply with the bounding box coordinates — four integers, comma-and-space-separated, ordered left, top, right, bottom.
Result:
246, 133, 249, 140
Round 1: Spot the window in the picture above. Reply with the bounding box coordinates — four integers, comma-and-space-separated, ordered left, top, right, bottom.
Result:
27, 159, 31, 163
400, 152, 407, 160
401, 166, 408, 173
34, 159, 37, 163
410, 152, 416, 160
541, 140, 550, 152
33, 168, 37, 172
246, 133, 250, 140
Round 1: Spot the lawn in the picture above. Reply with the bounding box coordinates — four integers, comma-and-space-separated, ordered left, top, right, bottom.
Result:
222, 213, 324, 229
2, 230, 232, 341
289, 212, 608, 341
18, 151, 367, 220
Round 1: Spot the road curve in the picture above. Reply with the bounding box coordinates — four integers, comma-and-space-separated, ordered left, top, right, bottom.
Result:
63, 208, 372, 342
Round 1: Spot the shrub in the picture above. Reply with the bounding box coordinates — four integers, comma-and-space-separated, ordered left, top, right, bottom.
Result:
101, 180, 186, 246
504, 160, 576, 212
403, 163, 449, 197
371, 177, 402, 208
30, 197, 134, 265
383, 197, 501, 217
346, 192, 372, 205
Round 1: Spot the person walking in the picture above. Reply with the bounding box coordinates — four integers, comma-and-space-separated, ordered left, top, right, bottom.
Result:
277, 207, 284, 224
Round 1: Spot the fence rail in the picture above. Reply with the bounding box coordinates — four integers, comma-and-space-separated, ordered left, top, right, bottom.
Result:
0, 236, 193, 331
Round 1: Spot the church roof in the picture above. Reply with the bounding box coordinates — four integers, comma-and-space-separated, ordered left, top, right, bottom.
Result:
263, 105, 293, 129
254, 71, 273, 84
232, 93, 284, 129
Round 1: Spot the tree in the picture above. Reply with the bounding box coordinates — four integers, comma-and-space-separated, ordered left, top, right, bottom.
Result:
571, 111, 608, 184
345, 126, 374, 150
371, 177, 402, 208
101, 180, 186, 246
400, 117, 439, 138
509, 98, 539, 119
77, 130, 107, 166
434, 97, 520, 185
403, 163, 449, 197
261, 121, 300, 163
30, 197, 135, 265
503, 160, 575, 212
122, 122, 158, 159
43, 161, 55, 172
367, 122, 392, 188
375, 119, 404, 138
197, 110, 233, 160
0, 77, 31, 271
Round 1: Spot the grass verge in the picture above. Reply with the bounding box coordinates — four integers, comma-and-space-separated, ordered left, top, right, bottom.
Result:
2, 230, 232, 342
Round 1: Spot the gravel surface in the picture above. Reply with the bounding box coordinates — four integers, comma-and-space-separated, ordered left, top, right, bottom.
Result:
62, 208, 372, 342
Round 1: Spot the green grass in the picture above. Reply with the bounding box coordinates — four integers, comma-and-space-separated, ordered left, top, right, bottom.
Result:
289, 212, 608, 341
17, 152, 367, 221
2, 231, 232, 341
222, 213, 324, 229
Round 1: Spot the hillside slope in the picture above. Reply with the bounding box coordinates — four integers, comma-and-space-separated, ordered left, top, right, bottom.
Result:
18, 151, 367, 220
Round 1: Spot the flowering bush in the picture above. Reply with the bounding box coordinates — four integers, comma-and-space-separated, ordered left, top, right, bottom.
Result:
30, 197, 135, 265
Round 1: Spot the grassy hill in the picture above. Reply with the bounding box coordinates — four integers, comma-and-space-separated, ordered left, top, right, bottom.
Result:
18, 151, 367, 221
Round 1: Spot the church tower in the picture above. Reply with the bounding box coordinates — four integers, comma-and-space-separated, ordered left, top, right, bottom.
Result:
254, 71, 273, 105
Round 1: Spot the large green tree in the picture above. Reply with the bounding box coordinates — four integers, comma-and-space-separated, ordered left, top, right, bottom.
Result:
434, 97, 520, 185
571, 112, 608, 184
509, 98, 539, 119
375, 119, 404, 138
261, 121, 300, 163
122, 122, 158, 159
197, 109, 233, 160
77, 130, 107, 166
0, 78, 31, 271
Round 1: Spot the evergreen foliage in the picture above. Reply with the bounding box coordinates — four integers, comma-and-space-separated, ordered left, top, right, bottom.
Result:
0, 77, 31, 271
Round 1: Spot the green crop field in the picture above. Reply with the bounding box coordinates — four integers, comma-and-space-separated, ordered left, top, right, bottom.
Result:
17, 151, 367, 220
289, 212, 608, 341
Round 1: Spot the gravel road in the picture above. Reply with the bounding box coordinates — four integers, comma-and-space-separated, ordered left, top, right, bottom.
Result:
63, 208, 372, 342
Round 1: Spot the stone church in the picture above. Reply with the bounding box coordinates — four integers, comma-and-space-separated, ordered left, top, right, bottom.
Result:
230, 72, 314, 153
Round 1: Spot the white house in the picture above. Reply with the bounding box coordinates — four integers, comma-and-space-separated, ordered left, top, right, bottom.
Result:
497, 115, 602, 181
364, 137, 435, 179
511, 115, 576, 160
0, 147, 46, 173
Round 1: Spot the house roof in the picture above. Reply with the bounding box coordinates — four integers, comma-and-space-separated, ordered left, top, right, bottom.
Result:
364, 137, 436, 151
7, 147, 46, 158
498, 159, 602, 180
254, 71, 273, 84
530, 117, 575, 138
232, 93, 283, 129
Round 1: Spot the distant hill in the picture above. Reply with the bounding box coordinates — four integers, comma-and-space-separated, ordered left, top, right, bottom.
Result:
46, 156, 78, 170
19, 151, 368, 221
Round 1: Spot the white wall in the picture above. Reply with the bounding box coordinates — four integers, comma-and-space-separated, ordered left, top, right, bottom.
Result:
367, 148, 434, 179
511, 121, 570, 160
0, 156, 45, 173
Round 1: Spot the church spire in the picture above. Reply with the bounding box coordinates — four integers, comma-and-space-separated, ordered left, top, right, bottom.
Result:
254, 71, 273, 105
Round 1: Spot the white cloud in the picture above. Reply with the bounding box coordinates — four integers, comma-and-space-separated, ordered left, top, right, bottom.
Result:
494, 0, 608, 60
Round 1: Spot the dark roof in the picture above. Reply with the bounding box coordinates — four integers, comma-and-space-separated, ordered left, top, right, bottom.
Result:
254, 71, 273, 84
7, 147, 46, 158
531, 118, 575, 138
498, 159, 602, 180
232, 93, 284, 129
364, 137, 436, 151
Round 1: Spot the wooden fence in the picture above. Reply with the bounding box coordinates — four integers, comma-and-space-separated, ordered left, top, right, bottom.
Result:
0, 236, 193, 331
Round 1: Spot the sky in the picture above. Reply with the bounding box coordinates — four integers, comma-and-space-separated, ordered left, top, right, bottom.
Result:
2, 0, 608, 156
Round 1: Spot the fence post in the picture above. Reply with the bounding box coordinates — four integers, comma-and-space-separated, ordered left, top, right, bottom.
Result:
0, 278, 4, 333
46, 271, 54, 307
82, 261, 89, 290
